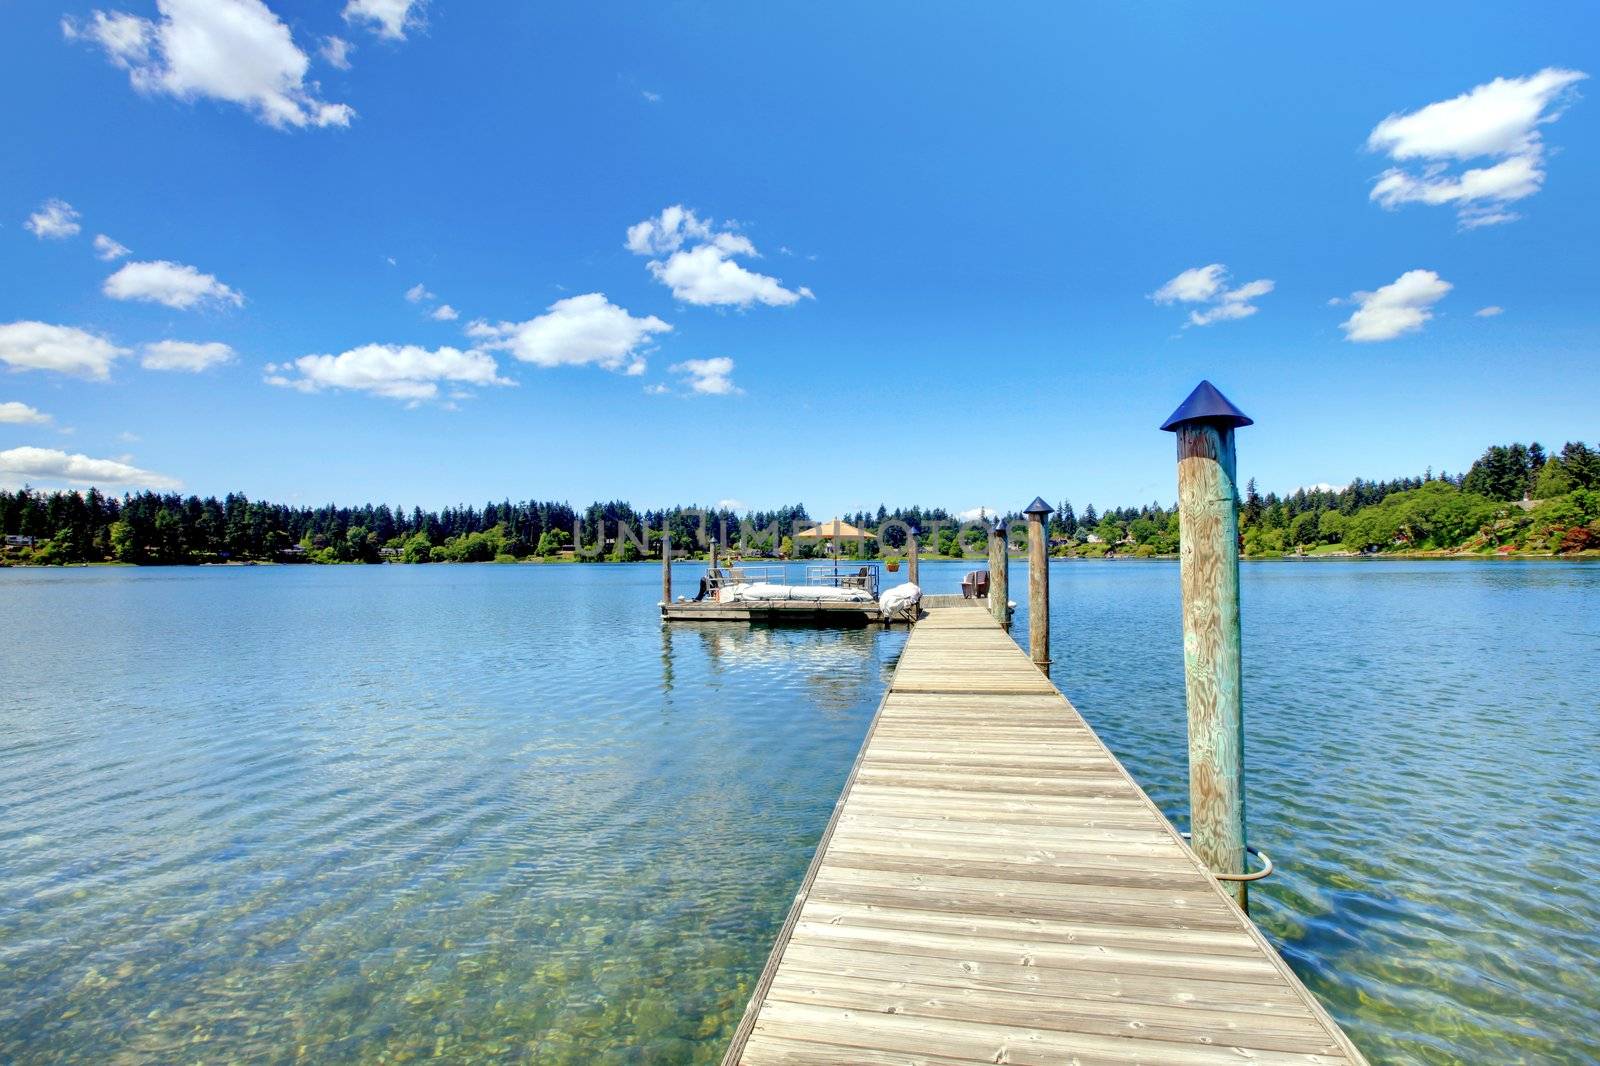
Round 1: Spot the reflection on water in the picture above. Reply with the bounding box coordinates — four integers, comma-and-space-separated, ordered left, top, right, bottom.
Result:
0, 564, 902, 1064
2, 559, 1597, 1064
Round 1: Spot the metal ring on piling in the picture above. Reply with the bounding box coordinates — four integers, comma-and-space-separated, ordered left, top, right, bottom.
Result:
1181, 833, 1274, 882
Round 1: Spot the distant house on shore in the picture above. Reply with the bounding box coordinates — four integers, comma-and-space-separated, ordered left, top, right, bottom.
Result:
4, 535, 36, 548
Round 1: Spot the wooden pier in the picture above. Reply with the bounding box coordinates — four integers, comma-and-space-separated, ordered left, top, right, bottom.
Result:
723, 599, 1367, 1065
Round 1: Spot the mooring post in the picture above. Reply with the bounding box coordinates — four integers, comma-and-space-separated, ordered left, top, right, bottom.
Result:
1162, 380, 1253, 910
907, 535, 919, 586
1023, 498, 1053, 676
987, 521, 1009, 626
661, 529, 672, 604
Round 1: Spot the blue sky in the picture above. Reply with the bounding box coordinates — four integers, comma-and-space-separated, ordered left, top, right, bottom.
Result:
2, 2, 1596, 516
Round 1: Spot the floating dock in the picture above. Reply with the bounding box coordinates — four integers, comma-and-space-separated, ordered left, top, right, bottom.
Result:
661, 598, 904, 626
661, 559, 920, 627
722, 599, 1367, 1064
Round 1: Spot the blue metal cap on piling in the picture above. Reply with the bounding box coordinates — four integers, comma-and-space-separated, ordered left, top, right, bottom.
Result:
1159, 380, 1253, 432
1023, 497, 1054, 515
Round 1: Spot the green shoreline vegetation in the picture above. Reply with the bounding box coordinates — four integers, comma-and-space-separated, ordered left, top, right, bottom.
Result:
3, 440, 1597, 568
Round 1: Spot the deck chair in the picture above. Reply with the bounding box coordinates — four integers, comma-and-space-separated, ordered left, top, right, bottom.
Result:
961, 570, 990, 599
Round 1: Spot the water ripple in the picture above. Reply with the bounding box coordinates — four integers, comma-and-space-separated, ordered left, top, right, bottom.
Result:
2, 559, 1596, 1063
0, 563, 903, 1064
1010, 557, 1600, 1065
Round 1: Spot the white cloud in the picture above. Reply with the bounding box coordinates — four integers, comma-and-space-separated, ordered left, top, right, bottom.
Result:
1366, 68, 1587, 228
64, 0, 354, 130
63, 10, 150, 64
141, 340, 235, 371
1150, 264, 1225, 304
716, 498, 745, 511
93, 234, 132, 260
0, 445, 180, 490
343, 0, 424, 40
642, 90, 662, 103
320, 35, 353, 70
625, 204, 713, 256
468, 293, 671, 373
267, 343, 512, 405
643, 383, 670, 395
1187, 303, 1253, 327
1368, 69, 1586, 160
955, 506, 999, 523
103, 260, 243, 310
1295, 482, 1348, 494
0, 402, 52, 425
649, 244, 814, 308
1339, 269, 1453, 342
0, 321, 128, 379
628, 205, 812, 308
1475, 305, 1504, 317
25, 199, 82, 240
670, 357, 740, 395
406, 288, 459, 324
1150, 264, 1273, 327
1189, 279, 1275, 327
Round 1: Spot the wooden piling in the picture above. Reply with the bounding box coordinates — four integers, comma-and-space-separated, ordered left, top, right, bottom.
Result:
1163, 381, 1253, 909
1024, 498, 1053, 677
661, 530, 672, 604
987, 523, 1008, 626
907, 535, 919, 586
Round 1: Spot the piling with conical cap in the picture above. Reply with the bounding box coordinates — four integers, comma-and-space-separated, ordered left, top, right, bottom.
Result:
661, 529, 672, 605
1162, 380, 1253, 909
987, 515, 1009, 626
1023, 497, 1053, 676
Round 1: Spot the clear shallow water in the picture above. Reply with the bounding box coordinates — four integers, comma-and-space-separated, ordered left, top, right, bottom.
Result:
0, 564, 904, 1064
1, 560, 1597, 1064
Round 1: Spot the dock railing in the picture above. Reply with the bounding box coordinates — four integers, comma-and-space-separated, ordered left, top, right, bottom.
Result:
712, 564, 786, 589
804, 562, 880, 597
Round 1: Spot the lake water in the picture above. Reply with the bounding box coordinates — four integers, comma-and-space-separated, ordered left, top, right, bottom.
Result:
1, 560, 1596, 1064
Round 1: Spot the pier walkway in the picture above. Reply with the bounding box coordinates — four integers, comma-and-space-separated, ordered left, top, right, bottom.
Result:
723, 600, 1366, 1065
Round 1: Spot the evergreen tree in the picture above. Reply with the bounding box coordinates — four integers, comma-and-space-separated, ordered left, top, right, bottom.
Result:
1243, 478, 1263, 525
1463, 443, 1542, 501
1057, 499, 1076, 537
3, 438, 1595, 566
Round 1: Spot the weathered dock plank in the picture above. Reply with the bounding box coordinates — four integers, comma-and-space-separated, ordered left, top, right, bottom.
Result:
723, 600, 1367, 1065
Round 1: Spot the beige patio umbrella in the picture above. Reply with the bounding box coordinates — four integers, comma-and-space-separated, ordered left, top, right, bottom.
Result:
794, 518, 876, 576
793, 518, 876, 542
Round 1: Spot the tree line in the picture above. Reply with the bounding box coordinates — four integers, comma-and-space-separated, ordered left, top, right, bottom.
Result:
2, 440, 1596, 565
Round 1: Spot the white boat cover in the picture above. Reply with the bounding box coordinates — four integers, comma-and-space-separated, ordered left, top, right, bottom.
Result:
879, 582, 922, 619
726, 582, 875, 604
